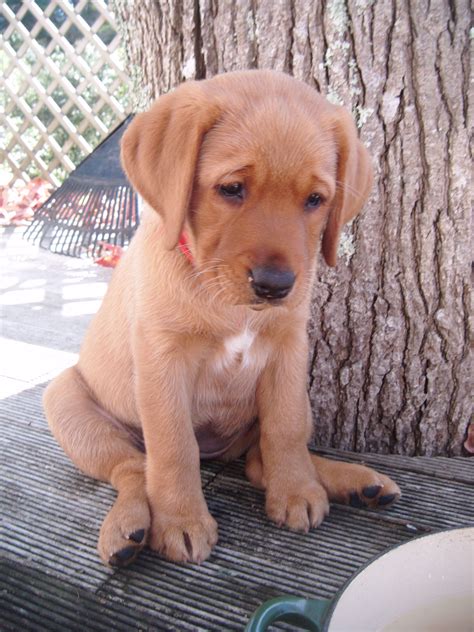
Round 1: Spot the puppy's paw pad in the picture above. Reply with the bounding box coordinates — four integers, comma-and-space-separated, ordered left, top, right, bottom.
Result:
349, 491, 368, 508
109, 545, 140, 567
128, 528, 146, 543
362, 484, 382, 499
377, 492, 399, 506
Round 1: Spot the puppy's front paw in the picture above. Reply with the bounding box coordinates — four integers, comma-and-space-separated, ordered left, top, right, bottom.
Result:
149, 508, 218, 564
266, 480, 329, 532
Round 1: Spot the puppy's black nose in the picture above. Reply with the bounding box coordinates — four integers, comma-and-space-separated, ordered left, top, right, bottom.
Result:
250, 266, 296, 300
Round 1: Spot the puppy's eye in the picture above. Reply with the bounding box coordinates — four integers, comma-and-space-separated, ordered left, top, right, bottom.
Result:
305, 193, 323, 210
218, 182, 244, 200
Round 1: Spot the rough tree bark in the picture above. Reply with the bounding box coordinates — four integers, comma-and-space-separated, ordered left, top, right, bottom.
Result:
112, 0, 471, 456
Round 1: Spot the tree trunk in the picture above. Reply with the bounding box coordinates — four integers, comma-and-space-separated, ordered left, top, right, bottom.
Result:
111, 0, 471, 456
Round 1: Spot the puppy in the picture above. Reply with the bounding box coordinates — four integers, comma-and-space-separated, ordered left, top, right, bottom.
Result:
44, 70, 400, 567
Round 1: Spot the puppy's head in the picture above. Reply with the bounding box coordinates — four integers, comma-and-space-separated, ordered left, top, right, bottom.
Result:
121, 71, 373, 308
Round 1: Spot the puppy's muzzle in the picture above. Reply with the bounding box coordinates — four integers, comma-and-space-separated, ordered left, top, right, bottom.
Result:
249, 266, 295, 301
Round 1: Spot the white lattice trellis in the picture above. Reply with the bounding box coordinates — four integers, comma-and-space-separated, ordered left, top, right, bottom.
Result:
1, 0, 130, 187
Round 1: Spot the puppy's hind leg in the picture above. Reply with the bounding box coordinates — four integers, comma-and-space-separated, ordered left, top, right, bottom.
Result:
43, 366, 150, 567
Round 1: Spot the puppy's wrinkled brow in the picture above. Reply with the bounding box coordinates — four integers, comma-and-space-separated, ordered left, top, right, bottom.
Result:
218, 166, 252, 181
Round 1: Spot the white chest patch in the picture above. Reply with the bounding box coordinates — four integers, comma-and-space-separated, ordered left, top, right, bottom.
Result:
225, 329, 255, 360
215, 329, 256, 371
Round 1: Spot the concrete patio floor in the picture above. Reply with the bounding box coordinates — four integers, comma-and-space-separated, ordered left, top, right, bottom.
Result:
1, 227, 473, 631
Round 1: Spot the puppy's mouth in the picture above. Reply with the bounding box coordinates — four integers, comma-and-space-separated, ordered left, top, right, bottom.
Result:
248, 296, 286, 310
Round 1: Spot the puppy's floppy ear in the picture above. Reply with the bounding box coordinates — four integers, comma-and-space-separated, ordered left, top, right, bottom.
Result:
322, 107, 373, 267
121, 82, 220, 250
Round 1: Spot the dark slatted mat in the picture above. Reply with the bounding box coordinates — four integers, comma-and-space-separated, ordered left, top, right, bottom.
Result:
2, 383, 473, 631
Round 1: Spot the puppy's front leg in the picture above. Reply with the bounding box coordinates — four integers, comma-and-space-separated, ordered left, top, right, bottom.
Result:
257, 331, 329, 532
134, 330, 217, 563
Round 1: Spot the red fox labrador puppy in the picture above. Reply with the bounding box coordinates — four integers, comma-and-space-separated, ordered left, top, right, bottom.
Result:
44, 70, 400, 567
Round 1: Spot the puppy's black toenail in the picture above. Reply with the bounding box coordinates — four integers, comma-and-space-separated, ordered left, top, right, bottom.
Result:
128, 529, 145, 543
109, 546, 137, 567
362, 485, 382, 499
378, 493, 397, 506
349, 492, 367, 508
183, 531, 193, 558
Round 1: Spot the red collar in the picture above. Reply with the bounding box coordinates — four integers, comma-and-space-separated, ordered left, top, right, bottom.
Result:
178, 231, 194, 264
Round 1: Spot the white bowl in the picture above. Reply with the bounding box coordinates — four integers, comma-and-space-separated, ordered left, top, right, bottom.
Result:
329, 527, 473, 631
